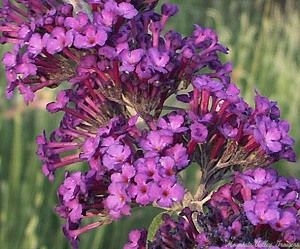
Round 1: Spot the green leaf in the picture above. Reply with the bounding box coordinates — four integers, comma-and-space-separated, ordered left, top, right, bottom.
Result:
146, 212, 167, 242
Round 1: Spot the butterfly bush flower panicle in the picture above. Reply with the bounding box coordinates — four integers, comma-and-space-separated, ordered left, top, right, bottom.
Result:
0, 0, 79, 102
183, 73, 296, 199
38, 103, 190, 245
197, 168, 300, 246
126, 168, 299, 248
37, 84, 128, 180
1, 0, 228, 117
1, 1, 299, 249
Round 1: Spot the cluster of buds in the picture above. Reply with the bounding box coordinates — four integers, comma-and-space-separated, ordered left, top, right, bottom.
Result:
0, 1, 298, 248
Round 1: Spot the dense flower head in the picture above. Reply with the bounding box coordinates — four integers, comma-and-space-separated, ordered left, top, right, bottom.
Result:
38, 108, 190, 242
1, 1, 298, 249
125, 168, 299, 248
186, 76, 296, 167
182, 75, 296, 199
1, 0, 228, 115
199, 167, 300, 246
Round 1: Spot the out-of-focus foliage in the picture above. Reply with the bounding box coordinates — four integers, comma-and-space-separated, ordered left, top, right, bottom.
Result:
0, 1, 299, 248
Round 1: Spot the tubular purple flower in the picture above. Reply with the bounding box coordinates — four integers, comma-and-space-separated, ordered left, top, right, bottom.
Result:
161, 3, 179, 18
119, 48, 145, 72
47, 90, 71, 113
73, 25, 107, 48
165, 143, 189, 170
140, 130, 173, 155
2, 51, 17, 68
43, 27, 74, 54
132, 174, 159, 205
134, 157, 161, 182
102, 142, 132, 170
193, 167, 300, 246
105, 183, 131, 219
190, 122, 208, 143
156, 179, 185, 207
111, 163, 136, 185
159, 156, 176, 180
28, 33, 43, 56
57, 169, 111, 247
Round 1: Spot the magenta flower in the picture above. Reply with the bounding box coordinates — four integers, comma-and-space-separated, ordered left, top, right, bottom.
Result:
102, 143, 131, 170
190, 122, 208, 143
28, 33, 43, 56
47, 90, 71, 113
244, 200, 280, 225
140, 130, 173, 155
156, 179, 185, 207
120, 48, 145, 72
148, 48, 170, 72
157, 113, 187, 133
132, 174, 159, 205
134, 157, 161, 182
2, 52, 17, 68
111, 163, 136, 185
43, 27, 73, 54
73, 25, 107, 48
117, 2, 138, 19
165, 143, 189, 170
105, 183, 131, 219
65, 12, 89, 31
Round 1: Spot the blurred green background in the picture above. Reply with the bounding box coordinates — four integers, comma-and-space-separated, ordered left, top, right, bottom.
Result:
0, 0, 299, 248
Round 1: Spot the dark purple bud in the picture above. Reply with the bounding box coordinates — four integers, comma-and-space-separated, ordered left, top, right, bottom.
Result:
161, 3, 179, 17
190, 122, 208, 143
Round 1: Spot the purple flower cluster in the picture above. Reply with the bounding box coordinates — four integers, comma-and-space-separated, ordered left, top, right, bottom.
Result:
1, 1, 298, 249
1, 0, 226, 111
197, 167, 300, 247
181, 75, 296, 198
56, 170, 109, 248
125, 168, 300, 248
37, 109, 189, 245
